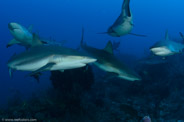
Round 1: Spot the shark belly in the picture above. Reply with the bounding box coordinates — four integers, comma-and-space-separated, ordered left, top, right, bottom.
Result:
14, 59, 49, 71
94, 62, 118, 74
50, 62, 86, 70
50, 56, 96, 70
112, 16, 133, 36
114, 23, 132, 36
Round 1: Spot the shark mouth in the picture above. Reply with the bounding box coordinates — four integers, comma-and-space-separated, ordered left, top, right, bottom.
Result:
150, 46, 174, 56
8, 23, 19, 31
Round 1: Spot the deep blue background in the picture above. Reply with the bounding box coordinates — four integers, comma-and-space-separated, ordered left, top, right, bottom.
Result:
0, 0, 184, 106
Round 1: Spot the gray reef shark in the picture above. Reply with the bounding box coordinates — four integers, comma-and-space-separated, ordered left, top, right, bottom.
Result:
80, 29, 141, 81
7, 45, 97, 78
150, 30, 184, 57
99, 0, 145, 37
7, 22, 44, 48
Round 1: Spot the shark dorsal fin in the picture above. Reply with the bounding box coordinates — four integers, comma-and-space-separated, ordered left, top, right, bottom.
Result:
28, 25, 33, 32
32, 33, 43, 46
104, 41, 113, 54
165, 30, 169, 40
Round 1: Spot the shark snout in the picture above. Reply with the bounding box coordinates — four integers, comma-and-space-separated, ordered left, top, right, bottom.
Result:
84, 57, 97, 63
8, 23, 14, 31
8, 23, 21, 31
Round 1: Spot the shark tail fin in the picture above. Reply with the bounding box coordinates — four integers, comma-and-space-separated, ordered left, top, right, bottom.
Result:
179, 32, 184, 43
104, 41, 114, 54
122, 0, 131, 17
165, 30, 169, 40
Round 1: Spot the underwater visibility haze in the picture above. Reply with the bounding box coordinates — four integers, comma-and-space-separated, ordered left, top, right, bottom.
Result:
1, 0, 184, 121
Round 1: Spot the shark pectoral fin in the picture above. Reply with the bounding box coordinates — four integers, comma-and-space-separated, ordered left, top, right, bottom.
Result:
29, 63, 56, 76
9, 68, 13, 78
28, 25, 33, 32
129, 33, 147, 37
97, 32, 108, 34
6, 39, 20, 48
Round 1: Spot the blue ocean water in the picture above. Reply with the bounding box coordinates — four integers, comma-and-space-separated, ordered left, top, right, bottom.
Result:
1, 0, 184, 121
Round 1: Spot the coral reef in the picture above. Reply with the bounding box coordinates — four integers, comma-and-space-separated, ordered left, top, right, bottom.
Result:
1, 55, 184, 121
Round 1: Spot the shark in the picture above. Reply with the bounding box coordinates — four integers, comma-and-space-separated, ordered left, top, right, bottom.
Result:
107, 0, 133, 37
80, 29, 141, 81
7, 45, 97, 78
7, 22, 44, 48
98, 0, 146, 37
150, 30, 184, 57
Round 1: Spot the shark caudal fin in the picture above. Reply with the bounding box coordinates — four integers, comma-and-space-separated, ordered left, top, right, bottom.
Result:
104, 41, 114, 54
122, 0, 131, 17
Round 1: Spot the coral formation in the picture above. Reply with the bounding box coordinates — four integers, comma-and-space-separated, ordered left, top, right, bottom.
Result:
1, 55, 184, 121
